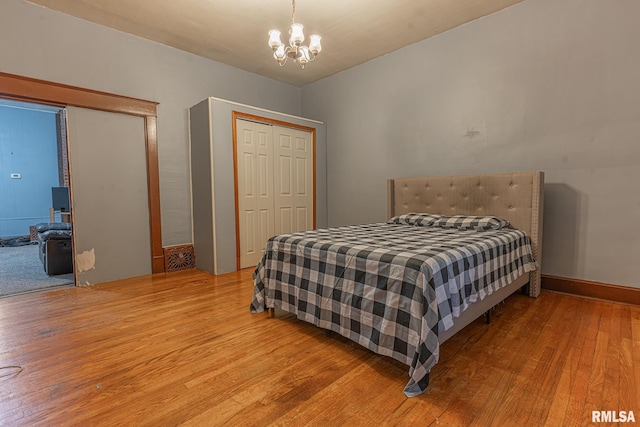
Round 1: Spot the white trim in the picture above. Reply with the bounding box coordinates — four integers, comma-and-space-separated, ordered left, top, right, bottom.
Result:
208, 98, 218, 274
187, 108, 195, 247
209, 97, 324, 125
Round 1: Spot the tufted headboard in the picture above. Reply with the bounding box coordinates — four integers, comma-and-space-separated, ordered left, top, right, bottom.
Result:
387, 171, 544, 297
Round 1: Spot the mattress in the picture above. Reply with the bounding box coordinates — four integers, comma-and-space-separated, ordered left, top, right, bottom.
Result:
251, 219, 537, 396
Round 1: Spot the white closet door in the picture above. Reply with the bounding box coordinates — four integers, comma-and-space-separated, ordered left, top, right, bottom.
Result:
273, 126, 314, 235
236, 119, 275, 268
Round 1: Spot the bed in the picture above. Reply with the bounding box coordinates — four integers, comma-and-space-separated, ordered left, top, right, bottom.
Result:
251, 171, 544, 397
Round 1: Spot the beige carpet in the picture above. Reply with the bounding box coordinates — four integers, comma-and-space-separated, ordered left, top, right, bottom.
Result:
0, 244, 74, 298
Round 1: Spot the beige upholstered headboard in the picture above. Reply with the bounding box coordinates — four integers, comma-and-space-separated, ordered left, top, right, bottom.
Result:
387, 171, 544, 297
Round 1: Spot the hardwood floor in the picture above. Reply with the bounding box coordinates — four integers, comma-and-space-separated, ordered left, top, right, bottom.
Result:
0, 269, 638, 426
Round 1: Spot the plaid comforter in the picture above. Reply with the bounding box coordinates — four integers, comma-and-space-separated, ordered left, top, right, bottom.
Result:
250, 222, 537, 397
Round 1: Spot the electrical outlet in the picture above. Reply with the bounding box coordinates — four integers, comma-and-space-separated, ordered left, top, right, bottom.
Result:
10, 173, 22, 179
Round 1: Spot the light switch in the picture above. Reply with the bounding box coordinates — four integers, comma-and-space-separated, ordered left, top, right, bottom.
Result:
10, 173, 22, 179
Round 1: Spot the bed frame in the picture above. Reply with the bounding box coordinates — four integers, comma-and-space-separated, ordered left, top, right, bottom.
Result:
387, 171, 544, 342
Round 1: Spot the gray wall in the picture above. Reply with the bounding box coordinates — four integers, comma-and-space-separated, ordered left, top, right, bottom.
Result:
0, 0, 301, 246
300, 0, 640, 288
5, 0, 638, 288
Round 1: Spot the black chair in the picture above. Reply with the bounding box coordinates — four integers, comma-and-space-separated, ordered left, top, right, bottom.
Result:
35, 222, 73, 275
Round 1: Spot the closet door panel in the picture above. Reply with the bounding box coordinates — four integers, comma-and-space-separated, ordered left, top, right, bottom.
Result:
236, 120, 274, 268
296, 207, 309, 231
274, 127, 313, 235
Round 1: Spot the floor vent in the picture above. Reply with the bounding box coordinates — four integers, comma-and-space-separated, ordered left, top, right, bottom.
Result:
163, 244, 195, 272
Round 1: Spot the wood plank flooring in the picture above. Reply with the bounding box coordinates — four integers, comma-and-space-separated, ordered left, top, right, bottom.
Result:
0, 269, 638, 426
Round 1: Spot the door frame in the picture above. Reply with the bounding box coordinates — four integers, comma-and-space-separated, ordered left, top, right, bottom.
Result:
0, 71, 164, 274
232, 111, 317, 270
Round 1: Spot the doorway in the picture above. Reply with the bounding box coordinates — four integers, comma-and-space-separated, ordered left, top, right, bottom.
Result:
0, 71, 164, 291
0, 99, 74, 297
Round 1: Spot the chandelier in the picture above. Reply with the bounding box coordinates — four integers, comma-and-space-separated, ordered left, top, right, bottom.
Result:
268, 0, 322, 68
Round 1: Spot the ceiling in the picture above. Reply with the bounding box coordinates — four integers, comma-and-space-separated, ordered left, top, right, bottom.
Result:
27, 0, 524, 87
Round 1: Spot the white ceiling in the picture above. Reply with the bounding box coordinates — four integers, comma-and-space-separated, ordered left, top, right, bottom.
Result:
27, 0, 524, 87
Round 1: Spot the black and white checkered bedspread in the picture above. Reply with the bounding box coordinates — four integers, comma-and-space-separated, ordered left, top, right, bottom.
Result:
250, 222, 537, 396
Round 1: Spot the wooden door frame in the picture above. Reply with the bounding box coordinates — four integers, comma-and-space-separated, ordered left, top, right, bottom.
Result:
0, 71, 164, 274
232, 111, 317, 271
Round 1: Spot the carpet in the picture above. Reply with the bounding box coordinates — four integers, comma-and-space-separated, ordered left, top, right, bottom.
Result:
0, 244, 74, 298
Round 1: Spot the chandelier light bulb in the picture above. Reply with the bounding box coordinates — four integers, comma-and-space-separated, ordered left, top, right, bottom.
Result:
309, 34, 322, 55
274, 45, 286, 63
296, 46, 311, 66
289, 23, 305, 46
268, 30, 282, 49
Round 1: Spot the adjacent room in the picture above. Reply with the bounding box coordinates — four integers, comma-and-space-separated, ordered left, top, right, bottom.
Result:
0, 100, 74, 297
0, 0, 638, 425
